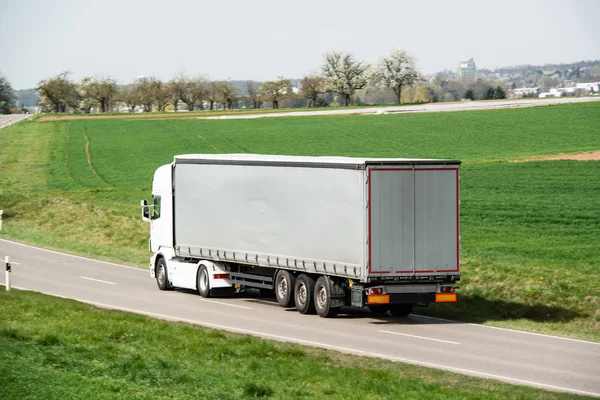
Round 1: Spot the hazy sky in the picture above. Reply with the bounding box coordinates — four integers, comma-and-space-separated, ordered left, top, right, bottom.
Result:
1, 0, 599, 89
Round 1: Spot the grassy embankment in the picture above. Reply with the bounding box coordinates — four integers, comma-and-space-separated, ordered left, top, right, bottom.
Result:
0, 289, 594, 400
0, 102, 599, 340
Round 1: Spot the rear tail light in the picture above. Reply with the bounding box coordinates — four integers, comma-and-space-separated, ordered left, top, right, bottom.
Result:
367, 287, 384, 295
439, 286, 457, 293
213, 274, 230, 279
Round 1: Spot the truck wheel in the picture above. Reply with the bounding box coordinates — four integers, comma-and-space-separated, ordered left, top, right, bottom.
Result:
274, 270, 295, 307
197, 265, 211, 298
314, 276, 340, 318
368, 305, 390, 315
390, 304, 413, 317
294, 274, 316, 314
155, 258, 171, 290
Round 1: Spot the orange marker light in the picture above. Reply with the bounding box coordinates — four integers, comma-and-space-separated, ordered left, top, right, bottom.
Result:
367, 294, 390, 304
435, 293, 457, 303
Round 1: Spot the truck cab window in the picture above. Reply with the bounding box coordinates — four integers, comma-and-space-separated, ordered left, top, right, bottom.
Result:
152, 196, 161, 220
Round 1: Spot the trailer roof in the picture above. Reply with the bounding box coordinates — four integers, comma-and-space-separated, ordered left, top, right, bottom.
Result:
174, 154, 460, 169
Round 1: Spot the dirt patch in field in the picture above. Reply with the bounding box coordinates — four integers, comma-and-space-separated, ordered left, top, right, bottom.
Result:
37, 113, 198, 122
510, 151, 600, 162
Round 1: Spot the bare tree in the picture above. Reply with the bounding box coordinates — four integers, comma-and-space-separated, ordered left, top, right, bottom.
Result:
134, 77, 155, 112
134, 77, 170, 112
170, 75, 206, 111
246, 80, 260, 109
300, 75, 326, 107
217, 81, 239, 110
321, 52, 370, 106
152, 79, 171, 112
205, 81, 219, 110
259, 78, 290, 109
373, 49, 420, 104
37, 71, 79, 113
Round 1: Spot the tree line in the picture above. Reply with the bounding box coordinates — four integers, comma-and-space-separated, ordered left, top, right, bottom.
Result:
34, 49, 422, 113
4, 47, 517, 114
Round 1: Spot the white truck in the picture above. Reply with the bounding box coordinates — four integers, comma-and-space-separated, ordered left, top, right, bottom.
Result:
142, 154, 460, 318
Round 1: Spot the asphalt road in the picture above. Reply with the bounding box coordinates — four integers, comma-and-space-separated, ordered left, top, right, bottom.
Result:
203, 96, 600, 119
0, 113, 30, 128
1, 238, 598, 397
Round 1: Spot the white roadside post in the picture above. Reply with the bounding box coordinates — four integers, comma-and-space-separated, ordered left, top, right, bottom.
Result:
5, 256, 11, 291
0, 209, 3, 231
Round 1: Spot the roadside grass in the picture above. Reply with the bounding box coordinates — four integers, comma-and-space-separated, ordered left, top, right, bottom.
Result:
0, 104, 599, 339
0, 289, 592, 400
420, 162, 600, 340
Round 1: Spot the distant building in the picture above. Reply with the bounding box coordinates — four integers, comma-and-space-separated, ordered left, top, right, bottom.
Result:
457, 58, 477, 83
510, 87, 539, 98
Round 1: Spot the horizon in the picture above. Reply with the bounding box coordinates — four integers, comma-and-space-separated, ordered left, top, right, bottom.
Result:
2, 0, 599, 90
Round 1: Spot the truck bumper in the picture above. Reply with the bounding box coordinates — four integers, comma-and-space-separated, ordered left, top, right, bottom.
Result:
367, 292, 457, 306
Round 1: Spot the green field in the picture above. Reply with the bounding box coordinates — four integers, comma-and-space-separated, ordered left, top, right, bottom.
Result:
0, 102, 599, 340
0, 289, 592, 400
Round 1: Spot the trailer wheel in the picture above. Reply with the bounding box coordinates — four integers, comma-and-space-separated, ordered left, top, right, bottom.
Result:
314, 277, 340, 318
390, 304, 413, 317
274, 270, 295, 307
368, 305, 390, 315
294, 274, 316, 314
197, 265, 211, 298
155, 258, 171, 290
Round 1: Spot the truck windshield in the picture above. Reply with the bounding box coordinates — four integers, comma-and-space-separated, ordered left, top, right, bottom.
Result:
152, 196, 161, 220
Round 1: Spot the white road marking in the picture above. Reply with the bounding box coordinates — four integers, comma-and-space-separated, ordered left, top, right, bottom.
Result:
199, 298, 252, 310
414, 313, 600, 346
379, 330, 460, 345
7, 285, 599, 398
2, 238, 599, 346
466, 322, 600, 346
80, 276, 117, 285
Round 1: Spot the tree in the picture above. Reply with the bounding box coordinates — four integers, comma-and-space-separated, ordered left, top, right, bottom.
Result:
77, 77, 97, 113
485, 86, 495, 100
321, 51, 370, 106
300, 75, 326, 107
205, 81, 219, 110
246, 81, 260, 109
135, 77, 155, 112
170, 75, 206, 111
373, 49, 420, 104
78, 76, 118, 113
464, 89, 475, 100
217, 81, 239, 110
119, 85, 141, 112
413, 85, 432, 103
134, 77, 170, 112
259, 78, 291, 109
494, 86, 506, 99
0, 73, 16, 114
468, 78, 492, 101
151, 79, 171, 112
37, 72, 79, 113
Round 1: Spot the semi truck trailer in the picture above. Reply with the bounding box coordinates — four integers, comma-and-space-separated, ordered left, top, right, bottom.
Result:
142, 154, 460, 318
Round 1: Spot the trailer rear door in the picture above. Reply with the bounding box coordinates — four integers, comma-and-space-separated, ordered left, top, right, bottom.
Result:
368, 165, 459, 277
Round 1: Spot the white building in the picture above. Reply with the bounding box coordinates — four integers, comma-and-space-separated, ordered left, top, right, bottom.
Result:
457, 58, 477, 83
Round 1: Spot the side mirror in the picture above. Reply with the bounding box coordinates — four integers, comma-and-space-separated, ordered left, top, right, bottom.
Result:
141, 199, 150, 222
